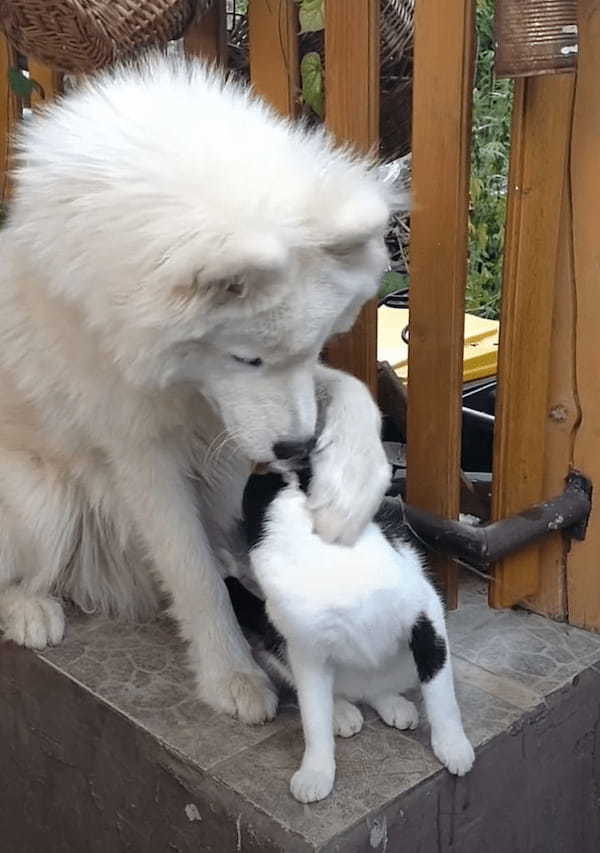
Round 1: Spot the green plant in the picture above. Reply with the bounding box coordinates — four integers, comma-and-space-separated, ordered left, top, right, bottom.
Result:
380, 270, 409, 298
467, 0, 512, 318
297, 0, 325, 116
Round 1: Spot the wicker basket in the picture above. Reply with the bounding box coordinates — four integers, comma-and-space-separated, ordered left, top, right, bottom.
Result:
0, 0, 202, 73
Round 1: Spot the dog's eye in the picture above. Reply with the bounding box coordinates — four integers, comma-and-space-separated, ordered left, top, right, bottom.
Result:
232, 355, 263, 367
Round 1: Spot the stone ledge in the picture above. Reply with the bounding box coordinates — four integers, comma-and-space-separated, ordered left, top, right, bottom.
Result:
1, 578, 600, 852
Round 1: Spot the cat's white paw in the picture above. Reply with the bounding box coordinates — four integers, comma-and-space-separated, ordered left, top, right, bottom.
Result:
198, 669, 278, 724
0, 590, 65, 650
373, 694, 419, 730
432, 729, 475, 776
290, 763, 335, 803
333, 698, 364, 738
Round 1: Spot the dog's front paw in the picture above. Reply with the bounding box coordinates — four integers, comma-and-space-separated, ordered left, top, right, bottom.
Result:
309, 433, 390, 547
432, 729, 475, 776
0, 590, 65, 650
290, 763, 335, 803
198, 669, 278, 724
333, 698, 364, 737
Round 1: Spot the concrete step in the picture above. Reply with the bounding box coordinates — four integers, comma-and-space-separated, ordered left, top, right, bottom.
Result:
1, 578, 600, 852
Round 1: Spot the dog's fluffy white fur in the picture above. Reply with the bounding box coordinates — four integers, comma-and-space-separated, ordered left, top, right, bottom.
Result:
246, 476, 474, 802
0, 55, 402, 721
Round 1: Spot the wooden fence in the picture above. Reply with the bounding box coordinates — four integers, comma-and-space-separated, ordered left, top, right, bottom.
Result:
1, 0, 600, 629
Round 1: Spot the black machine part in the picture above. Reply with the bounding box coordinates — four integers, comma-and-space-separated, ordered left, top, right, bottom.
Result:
386, 470, 592, 570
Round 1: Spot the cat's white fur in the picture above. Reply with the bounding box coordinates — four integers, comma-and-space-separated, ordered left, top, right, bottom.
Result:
249, 479, 475, 803
0, 55, 400, 721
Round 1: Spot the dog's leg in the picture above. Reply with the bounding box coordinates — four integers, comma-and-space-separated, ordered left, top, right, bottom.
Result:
410, 591, 474, 776
310, 365, 390, 546
0, 585, 65, 649
112, 443, 277, 724
0, 455, 80, 649
287, 645, 336, 803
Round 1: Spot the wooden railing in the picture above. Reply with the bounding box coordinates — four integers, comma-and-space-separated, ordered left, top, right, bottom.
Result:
1, 0, 600, 629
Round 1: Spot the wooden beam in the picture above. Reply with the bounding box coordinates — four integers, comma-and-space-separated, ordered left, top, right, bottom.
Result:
27, 60, 61, 109
184, 1, 227, 64
324, 0, 379, 149
248, 0, 299, 117
527, 122, 577, 619
0, 36, 20, 203
323, 0, 379, 393
566, 0, 600, 631
490, 74, 575, 608
406, 0, 475, 608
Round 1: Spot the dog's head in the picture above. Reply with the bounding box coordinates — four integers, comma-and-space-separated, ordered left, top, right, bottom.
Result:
146, 182, 394, 462
11, 58, 407, 463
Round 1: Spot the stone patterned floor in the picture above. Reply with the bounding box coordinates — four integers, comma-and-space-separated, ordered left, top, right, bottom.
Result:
39, 575, 600, 850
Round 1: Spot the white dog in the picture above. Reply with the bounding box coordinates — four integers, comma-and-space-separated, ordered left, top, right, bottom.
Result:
0, 55, 401, 723
243, 470, 474, 802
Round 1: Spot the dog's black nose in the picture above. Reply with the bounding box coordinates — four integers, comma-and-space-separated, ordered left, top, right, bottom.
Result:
272, 438, 316, 461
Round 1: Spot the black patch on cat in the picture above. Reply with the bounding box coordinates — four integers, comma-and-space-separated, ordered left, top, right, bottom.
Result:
242, 472, 286, 549
374, 497, 407, 546
409, 613, 447, 683
375, 496, 428, 555
225, 577, 286, 657
242, 466, 312, 550
263, 620, 286, 656
225, 577, 269, 634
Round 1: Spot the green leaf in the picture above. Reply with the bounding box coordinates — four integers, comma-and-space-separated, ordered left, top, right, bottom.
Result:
298, 0, 324, 33
8, 67, 42, 99
300, 52, 324, 118
380, 271, 408, 297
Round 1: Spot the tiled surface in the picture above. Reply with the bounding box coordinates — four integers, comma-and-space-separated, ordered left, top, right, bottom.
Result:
38, 577, 600, 848
40, 608, 297, 770
449, 575, 600, 696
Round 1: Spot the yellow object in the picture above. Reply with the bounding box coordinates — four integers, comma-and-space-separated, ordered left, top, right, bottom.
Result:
377, 306, 499, 383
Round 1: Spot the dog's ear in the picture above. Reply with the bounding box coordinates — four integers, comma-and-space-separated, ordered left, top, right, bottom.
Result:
169, 232, 288, 306
321, 195, 389, 254
200, 233, 287, 293
198, 233, 289, 305
233, 233, 289, 275
322, 168, 410, 255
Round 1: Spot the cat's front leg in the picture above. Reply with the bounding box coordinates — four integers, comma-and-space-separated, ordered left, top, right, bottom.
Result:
410, 594, 475, 776
287, 645, 336, 803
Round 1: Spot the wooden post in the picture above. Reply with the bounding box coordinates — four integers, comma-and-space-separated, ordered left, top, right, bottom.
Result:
27, 60, 61, 109
406, 0, 475, 608
184, 1, 227, 64
248, 0, 299, 117
1, 36, 20, 203
490, 75, 575, 609
532, 138, 578, 619
323, 0, 380, 393
566, 0, 600, 631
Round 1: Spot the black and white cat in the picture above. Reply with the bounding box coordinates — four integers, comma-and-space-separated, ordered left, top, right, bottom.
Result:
242, 469, 474, 803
